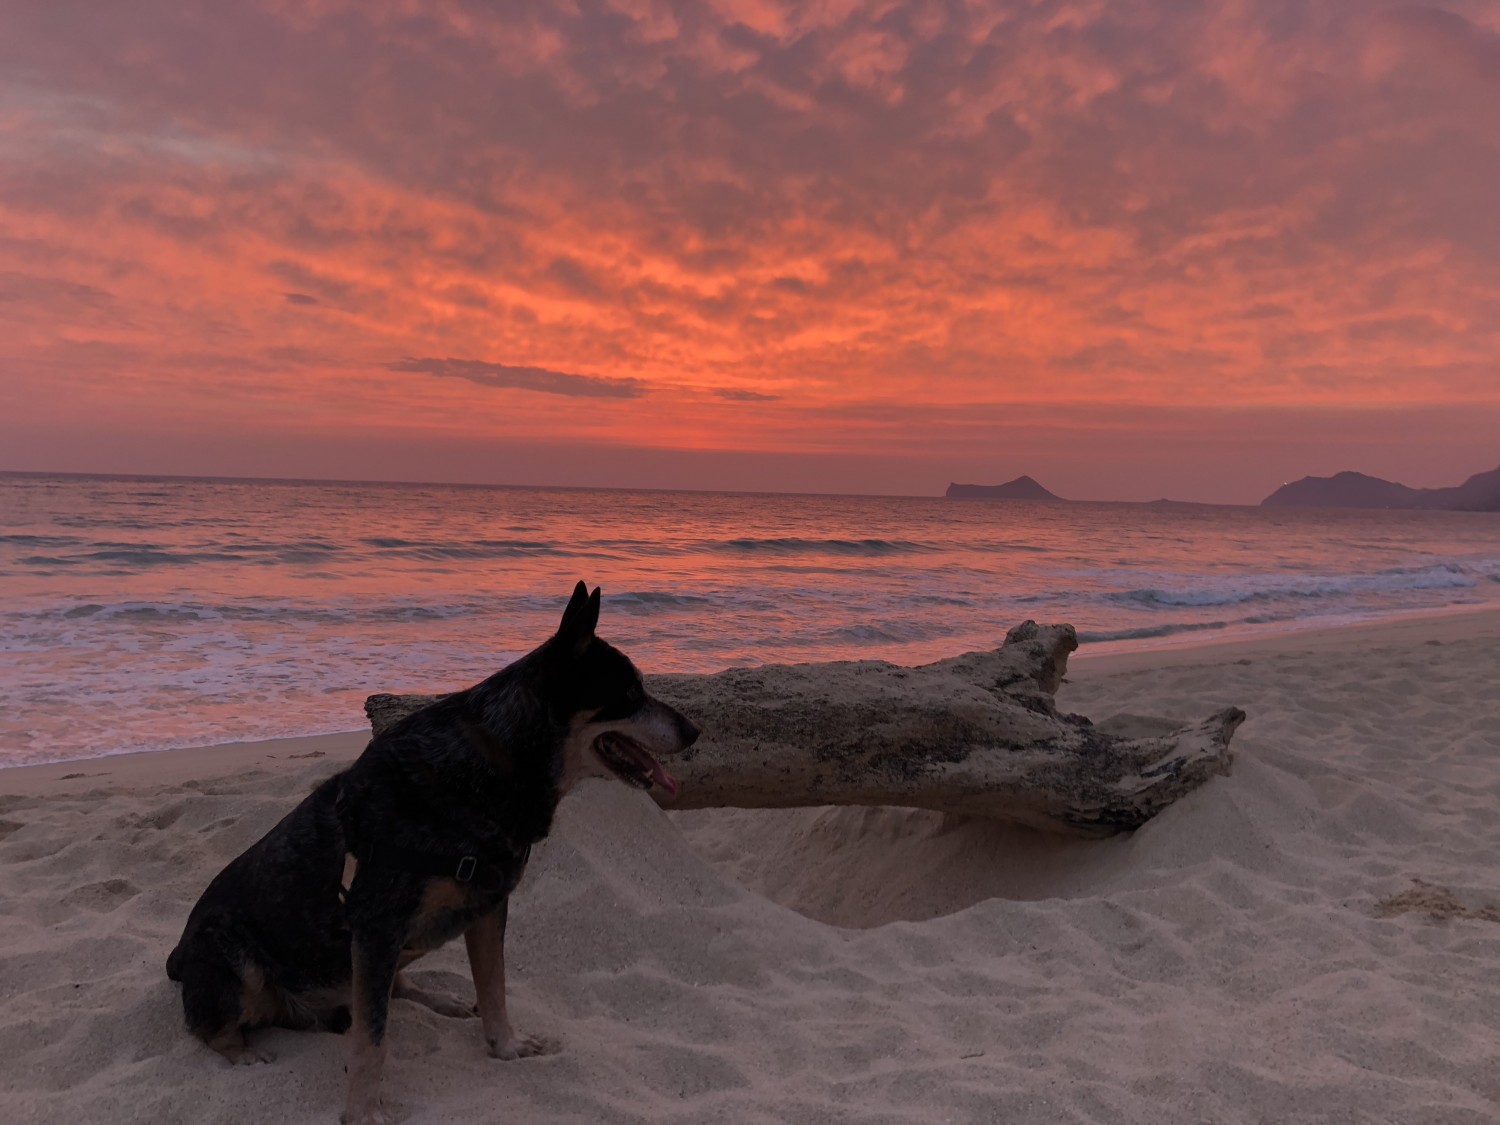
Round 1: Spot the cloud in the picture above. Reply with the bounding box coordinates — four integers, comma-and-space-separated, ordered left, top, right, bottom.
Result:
0, 271, 112, 306
1386, 6, 1500, 89
1, 0, 1498, 498
386, 357, 648, 399
713, 387, 782, 402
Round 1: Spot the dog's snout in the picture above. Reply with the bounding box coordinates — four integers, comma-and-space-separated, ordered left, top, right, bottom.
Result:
647, 694, 700, 748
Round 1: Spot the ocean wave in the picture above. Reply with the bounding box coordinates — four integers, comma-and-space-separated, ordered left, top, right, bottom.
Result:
237, 540, 341, 558
825, 623, 919, 644
9, 589, 742, 630
714, 537, 935, 556
17, 597, 489, 626
19, 546, 270, 569
360, 537, 622, 561
87, 547, 253, 566
965, 541, 1053, 554
609, 590, 716, 610
362, 536, 552, 552
898, 593, 977, 607
0, 533, 81, 547
9, 535, 595, 572
1078, 621, 1231, 644
1109, 563, 1477, 609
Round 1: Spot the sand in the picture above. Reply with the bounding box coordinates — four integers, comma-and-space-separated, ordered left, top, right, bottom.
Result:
2, 611, 1499, 1123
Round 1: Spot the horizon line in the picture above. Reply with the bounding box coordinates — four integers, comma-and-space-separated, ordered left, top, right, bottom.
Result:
0, 466, 1257, 508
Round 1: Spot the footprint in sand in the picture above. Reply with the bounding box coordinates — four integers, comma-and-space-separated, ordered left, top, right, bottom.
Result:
61, 878, 141, 913
1377, 879, 1500, 923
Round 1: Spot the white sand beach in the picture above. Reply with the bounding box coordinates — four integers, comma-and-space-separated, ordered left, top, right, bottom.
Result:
2, 611, 1498, 1123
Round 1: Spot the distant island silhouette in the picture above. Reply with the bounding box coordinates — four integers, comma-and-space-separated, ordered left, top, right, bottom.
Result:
1262, 465, 1500, 512
946, 476, 1062, 501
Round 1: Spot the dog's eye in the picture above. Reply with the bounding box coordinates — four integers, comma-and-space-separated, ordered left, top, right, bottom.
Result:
593, 693, 639, 722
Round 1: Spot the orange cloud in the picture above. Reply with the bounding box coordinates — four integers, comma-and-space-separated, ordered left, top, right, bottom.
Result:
0, 1, 1497, 500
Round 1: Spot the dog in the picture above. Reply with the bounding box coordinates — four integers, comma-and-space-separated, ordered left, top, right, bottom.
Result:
165, 582, 699, 1125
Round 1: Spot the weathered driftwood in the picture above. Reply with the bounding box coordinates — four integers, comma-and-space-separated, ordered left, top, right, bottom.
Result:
365, 622, 1245, 838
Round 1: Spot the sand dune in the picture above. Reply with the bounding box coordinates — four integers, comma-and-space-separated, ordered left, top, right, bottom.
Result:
2, 613, 1499, 1123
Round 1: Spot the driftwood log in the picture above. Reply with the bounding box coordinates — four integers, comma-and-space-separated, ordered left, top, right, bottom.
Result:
365, 622, 1245, 838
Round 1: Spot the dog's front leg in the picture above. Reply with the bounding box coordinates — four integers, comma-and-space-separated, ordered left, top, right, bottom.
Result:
464, 901, 553, 1060
342, 930, 403, 1125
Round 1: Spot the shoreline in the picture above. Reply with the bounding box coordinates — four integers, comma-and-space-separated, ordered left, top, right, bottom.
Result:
1072, 600, 1500, 674
0, 729, 369, 797
6, 603, 1497, 798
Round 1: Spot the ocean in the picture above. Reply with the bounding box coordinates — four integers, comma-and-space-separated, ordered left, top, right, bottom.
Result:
3, 471, 1499, 767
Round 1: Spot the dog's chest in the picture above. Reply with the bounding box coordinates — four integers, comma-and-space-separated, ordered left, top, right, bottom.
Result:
401, 879, 494, 955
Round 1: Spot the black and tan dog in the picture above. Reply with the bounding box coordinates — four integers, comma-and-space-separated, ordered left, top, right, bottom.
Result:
166, 582, 698, 1124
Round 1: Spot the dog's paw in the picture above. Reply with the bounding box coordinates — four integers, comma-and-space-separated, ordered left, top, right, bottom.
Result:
223, 1045, 276, 1066
430, 995, 478, 1020
401, 990, 476, 1019
486, 1033, 558, 1061
393, 978, 478, 1019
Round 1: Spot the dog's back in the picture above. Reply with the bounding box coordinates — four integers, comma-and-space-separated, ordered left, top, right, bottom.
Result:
164, 688, 542, 1060
166, 773, 354, 1058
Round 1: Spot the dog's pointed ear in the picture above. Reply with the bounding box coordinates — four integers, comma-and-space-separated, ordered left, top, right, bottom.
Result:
557, 583, 601, 651
559, 580, 589, 630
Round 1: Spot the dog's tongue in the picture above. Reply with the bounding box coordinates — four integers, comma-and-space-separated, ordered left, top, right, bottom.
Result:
612, 734, 679, 798
646, 757, 679, 798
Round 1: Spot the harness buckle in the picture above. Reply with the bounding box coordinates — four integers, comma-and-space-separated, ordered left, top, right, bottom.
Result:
455, 855, 477, 883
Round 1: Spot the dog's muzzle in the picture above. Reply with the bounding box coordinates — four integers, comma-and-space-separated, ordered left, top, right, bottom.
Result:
593, 730, 682, 796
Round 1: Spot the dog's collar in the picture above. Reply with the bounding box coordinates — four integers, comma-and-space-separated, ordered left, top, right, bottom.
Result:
339, 841, 532, 901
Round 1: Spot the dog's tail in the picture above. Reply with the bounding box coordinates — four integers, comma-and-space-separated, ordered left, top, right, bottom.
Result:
165, 943, 184, 982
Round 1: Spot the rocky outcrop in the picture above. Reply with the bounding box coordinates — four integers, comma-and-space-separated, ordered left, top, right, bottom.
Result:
946, 476, 1062, 500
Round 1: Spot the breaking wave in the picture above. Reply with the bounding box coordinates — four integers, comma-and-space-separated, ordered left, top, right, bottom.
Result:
1110, 564, 1477, 609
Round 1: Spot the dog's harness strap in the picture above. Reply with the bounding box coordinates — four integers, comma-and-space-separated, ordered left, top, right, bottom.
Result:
353, 840, 531, 886
361, 840, 479, 880
337, 842, 534, 907
339, 852, 358, 903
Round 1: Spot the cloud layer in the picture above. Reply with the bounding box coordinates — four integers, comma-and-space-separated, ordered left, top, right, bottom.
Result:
387, 357, 648, 399
1, 1, 1497, 498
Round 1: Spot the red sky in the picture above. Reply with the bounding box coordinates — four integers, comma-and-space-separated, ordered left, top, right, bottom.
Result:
2, 0, 1498, 502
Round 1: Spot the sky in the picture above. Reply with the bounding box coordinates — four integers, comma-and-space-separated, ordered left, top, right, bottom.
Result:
1, 0, 1498, 503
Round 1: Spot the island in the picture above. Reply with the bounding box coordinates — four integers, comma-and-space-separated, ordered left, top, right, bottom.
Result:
946, 475, 1062, 501
1262, 465, 1500, 511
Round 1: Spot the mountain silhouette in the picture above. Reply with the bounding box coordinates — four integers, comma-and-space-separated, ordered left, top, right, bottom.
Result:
1262, 465, 1500, 511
